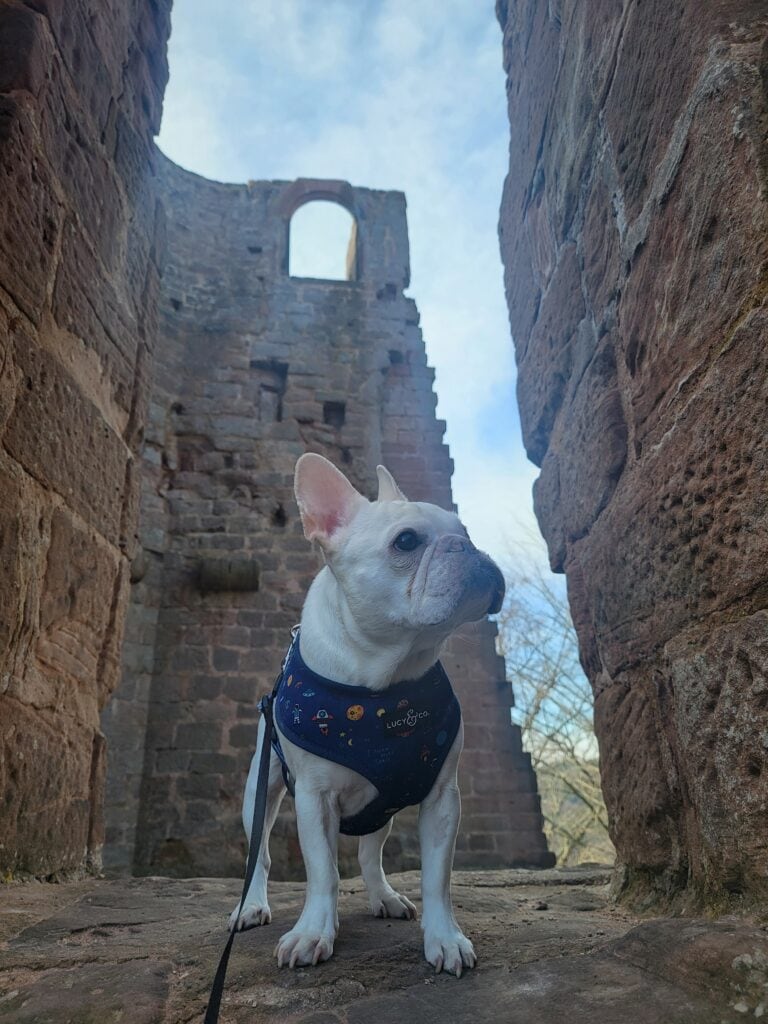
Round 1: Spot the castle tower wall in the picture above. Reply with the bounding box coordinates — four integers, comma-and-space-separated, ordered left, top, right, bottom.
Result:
103, 156, 553, 877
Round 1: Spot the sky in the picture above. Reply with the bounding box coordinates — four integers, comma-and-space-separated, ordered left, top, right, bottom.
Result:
156, 0, 549, 574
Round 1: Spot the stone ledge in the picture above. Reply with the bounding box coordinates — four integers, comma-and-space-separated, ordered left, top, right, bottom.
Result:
1, 870, 765, 1023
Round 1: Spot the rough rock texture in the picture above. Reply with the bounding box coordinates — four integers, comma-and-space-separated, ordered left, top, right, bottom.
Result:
2, 871, 767, 1022
0, 0, 170, 877
497, 1, 768, 902
101, 165, 553, 879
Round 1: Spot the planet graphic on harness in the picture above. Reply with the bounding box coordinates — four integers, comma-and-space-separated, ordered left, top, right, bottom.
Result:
346, 704, 364, 721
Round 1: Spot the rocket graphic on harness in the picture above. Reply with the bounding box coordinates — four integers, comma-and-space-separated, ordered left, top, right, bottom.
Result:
312, 708, 334, 736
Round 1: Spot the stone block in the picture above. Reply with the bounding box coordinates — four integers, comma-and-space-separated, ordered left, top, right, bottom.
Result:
174, 722, 222, 751
0, 699, 94, 875
176, 774, 221, 801
228, 723, 257, 749
40, 508, 124, 707
212, 647, 240, 672
155, 749, 192, 774
4, 335, 130, 544
223, 678, 260, 703
516, 244, 586, 466
51, 219, 138, 413
0, 3, 52, 95
0, 95, 60, 323
189, 753, 237, 776
188, 675, 223, 701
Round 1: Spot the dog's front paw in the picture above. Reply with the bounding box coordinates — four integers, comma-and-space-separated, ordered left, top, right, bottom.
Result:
424, 929, 476, 977
228, 899, 272, 932
370, 888, 417, 920
275, 928, 334, 968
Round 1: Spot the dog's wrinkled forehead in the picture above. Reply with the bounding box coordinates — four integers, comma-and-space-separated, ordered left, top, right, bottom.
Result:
350, 499, 466, 545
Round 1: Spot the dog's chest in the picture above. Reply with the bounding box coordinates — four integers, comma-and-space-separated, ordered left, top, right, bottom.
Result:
269, 641, 462, 835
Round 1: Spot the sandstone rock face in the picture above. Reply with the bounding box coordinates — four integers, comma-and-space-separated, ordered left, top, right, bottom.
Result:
0, 1, 170, 876
101, 164, 553, 879
497, 1, 768, 901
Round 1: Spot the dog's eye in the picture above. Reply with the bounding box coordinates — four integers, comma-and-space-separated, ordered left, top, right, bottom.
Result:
393, 529, 421, 552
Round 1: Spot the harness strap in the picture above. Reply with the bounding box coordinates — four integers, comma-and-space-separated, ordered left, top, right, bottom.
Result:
203, 690, 275, 1024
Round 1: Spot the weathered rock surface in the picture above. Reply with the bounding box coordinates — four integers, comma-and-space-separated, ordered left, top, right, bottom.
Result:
2, 871, 767, 1023
497, 2, 768, 901
0, 0, 171, 876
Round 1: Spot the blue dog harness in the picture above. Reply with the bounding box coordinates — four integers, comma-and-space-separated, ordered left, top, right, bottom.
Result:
263, 632, 462, 836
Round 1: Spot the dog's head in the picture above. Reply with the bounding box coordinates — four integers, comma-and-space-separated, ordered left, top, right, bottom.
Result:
294, 453, 504, 641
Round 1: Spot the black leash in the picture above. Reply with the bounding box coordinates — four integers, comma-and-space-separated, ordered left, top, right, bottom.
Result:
203, 678, 277, 1023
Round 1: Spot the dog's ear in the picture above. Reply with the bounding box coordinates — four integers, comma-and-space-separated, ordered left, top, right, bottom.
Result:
376, 464, 407, 502
295, 453, 367, 546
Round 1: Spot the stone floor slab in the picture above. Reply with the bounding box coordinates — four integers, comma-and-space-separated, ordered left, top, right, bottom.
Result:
1, 870, 766, 1023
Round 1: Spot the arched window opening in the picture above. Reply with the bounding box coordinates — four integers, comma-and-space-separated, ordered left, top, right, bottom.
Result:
288, 201, 357, 281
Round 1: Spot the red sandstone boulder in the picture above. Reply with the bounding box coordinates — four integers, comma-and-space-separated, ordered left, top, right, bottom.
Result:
497, 0, 768, 902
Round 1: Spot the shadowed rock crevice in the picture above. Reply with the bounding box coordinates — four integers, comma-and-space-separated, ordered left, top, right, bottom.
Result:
0, 0, 171, 878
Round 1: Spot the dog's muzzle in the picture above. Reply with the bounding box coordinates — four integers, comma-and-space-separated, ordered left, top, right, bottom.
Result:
487, 576, 505, 615
438, 535, 506, 617
466, 543, 505, 616
486, 563, 505, 615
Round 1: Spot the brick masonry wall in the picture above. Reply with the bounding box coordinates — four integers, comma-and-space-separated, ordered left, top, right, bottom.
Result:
102, 158, 553, 878
496, 0, 768, 900
0, 0, 170, 876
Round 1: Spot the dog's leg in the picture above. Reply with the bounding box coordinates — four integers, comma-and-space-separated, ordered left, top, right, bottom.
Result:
229, 717, 286, 931
418, 734, 476, 977
358, 821, 417, 920
275, 784, 340, 967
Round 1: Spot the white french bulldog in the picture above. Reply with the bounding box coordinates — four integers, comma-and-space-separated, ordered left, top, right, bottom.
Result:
229, 453, 504, 976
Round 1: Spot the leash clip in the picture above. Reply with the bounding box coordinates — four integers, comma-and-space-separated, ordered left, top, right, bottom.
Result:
284, 624, 300, 665
259, 625, 300, 718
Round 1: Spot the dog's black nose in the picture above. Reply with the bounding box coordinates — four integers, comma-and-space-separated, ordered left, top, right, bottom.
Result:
487, 580, 505, 615
485, 562, 505, 615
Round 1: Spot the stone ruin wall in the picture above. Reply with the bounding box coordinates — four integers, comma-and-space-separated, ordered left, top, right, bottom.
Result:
0, 0, 170, 877
0, 0, 552, 882
101, 158, 554, 879
497, 0, 768, 902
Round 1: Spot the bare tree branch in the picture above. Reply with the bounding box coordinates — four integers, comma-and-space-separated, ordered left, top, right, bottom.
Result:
498, 554, 614, 867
